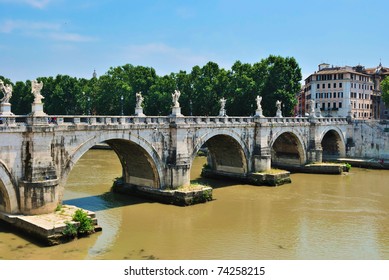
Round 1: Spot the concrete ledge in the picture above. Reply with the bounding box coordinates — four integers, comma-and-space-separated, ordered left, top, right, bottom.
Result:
273, 163, 348, 174
201, 169, 291, 186
334, 158, 389, 169
248, 170, 291, 186
304, 163, 347, 174
112, 181, 213, 206
0, 205, 100, 246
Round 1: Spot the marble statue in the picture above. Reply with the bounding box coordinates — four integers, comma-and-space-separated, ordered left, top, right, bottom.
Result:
276, 100, 281, 111
310, 99, 315, 111
0, 79, 13, 104
172, 89, 181, 107
256, 95, 262, 110
31, 80, 44, 103
135, 92, 144, 108
220, 97, 226, 111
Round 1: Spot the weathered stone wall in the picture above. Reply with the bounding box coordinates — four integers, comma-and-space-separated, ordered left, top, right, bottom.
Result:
347, 121, 389, 159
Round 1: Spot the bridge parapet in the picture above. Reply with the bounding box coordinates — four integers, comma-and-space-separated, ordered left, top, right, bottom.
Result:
0, 115, 349, 129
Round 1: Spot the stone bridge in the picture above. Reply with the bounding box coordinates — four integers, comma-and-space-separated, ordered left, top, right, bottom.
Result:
0, 114, 351, 215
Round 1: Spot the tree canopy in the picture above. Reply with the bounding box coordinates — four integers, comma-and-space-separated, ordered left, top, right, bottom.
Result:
0, 55, 302, 117
382, 76, 389, 106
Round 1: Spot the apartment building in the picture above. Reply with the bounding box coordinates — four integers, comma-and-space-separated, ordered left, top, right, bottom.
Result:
302, 63, 387, 120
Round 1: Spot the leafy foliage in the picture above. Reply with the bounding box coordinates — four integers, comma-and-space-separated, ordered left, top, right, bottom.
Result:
1, 56, 302, 116
382, 76, 389, 106
72, 209, 94, 235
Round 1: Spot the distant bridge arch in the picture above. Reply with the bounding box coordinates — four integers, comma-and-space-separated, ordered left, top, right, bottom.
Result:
0, 160, 19, 214
320, 127, 346, 160
270, 130, 307, 167
191, 130, 251, 175
60, 132, 164, 198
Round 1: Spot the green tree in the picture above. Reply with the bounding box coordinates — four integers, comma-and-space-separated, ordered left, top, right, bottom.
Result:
254, 55, 301, 117
96, 64, 157, 115
382, 76, 389, 106
189, 62, 228, 116
146, 74, 176, 115
226, 61, 256, 116
9, 80, 33, 115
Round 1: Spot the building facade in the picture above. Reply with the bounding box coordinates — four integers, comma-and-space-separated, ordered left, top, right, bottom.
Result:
303, 63, 388, 120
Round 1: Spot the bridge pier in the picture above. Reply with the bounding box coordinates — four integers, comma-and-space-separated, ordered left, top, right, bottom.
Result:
19, 179, 60, 215
253, 146, 271, 172
307, 140, 323, 163
166, 164, 191, 189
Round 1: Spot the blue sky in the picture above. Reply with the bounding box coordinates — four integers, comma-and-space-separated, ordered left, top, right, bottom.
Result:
0, 0, 388, 82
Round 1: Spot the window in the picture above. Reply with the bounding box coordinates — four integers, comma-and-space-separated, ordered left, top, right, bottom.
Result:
328, 83, 331, 88
322, 103, 325, 109
322, 84, 325, 89
333, 102, 337, 109
317, 84, 320, 89
339, 82, 342, 88
339, 102, 342, 108
334, 83, 337, 88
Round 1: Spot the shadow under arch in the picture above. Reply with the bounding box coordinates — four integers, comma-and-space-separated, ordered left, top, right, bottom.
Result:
320, 128, 346, 160
191, 130, 250, 176
59, 132, 164, 201
270, 131, 307, 168
0, 160, 19, 214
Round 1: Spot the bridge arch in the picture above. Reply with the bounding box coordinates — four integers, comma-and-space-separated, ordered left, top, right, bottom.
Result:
320, 127, 346, 160
0, 160, 19, 213
60, 132, 164, 199
191, 130, 250, 175
270, 131, 307, 167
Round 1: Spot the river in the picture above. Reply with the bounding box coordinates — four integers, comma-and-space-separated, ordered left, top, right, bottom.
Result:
1, 149, 388, 260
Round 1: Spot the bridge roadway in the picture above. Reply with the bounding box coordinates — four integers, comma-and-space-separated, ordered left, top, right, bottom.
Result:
0, 114, 350, 215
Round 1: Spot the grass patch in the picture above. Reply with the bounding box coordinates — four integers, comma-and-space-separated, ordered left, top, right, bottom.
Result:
177, 183, 210, 192
255, 168, 287, 174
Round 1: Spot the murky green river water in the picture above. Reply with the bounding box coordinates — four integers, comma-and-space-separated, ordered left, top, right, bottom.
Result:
1, 149, 388, 260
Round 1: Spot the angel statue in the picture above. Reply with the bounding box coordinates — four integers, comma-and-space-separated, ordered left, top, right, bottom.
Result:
256, 95, 262, 111
276, 100, 281, 111
172, 89, 181, 107
0, 79, 13, 104
31, 80, 44, 103
135, 92, 144, 108
220, 97, 226, 111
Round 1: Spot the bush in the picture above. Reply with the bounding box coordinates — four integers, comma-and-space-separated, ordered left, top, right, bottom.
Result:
72, 209, 95, 235
62, 222, 77, 238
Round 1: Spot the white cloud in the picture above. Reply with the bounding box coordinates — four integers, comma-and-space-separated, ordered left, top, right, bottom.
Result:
0, 0, 52, 9
48, 32, 97, 42
0, 19, 96, 43
0, 19, 60, 33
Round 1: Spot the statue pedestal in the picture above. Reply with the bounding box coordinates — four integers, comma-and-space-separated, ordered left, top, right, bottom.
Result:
134, 107, 145, 117
255, 109, 263, 117
219, 109, 227, 117
0, 103, 14, 116
171, 106, 183, 117
276, 109, 282, 118
30, 102, 46, 117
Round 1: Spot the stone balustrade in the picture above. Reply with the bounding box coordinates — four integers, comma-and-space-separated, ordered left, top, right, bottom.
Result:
0, 114, 351, 128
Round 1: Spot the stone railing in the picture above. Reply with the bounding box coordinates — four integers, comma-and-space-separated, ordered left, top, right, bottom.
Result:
0, 114, 349, 128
